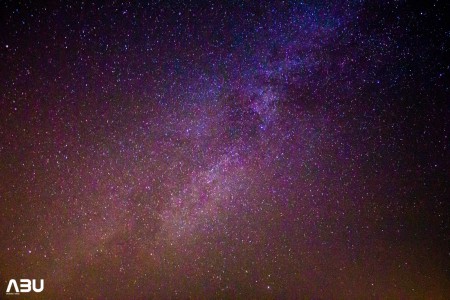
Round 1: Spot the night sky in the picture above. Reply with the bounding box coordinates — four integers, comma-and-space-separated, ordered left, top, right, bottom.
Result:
0, 0, 449, 299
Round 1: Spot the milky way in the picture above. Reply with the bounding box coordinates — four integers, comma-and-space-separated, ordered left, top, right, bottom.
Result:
0, 1, 448, 299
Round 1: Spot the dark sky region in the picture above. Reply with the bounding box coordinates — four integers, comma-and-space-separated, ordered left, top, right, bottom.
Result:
0, 0, 448, 299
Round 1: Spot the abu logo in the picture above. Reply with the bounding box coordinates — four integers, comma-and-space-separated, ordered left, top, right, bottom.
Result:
6, 279, 44, 295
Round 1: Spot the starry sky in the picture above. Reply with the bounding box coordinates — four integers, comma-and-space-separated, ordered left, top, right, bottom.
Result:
0, 0, 448, 299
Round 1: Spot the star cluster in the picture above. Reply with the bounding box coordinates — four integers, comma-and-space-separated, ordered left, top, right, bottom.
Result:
0, 1, 448, 299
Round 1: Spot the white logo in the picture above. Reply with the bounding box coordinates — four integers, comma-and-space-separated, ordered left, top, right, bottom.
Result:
6, 279, 44, 295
